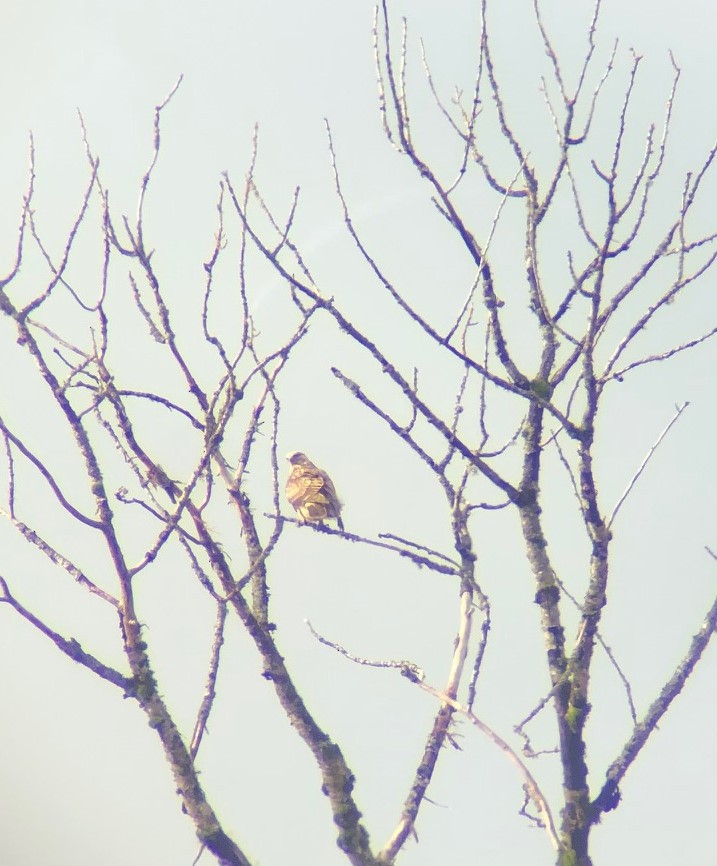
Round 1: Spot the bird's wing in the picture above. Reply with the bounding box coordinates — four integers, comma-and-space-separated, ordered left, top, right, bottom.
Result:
317, 470, 339, 500
286, 468, 325, 508
315, 471, 341, 519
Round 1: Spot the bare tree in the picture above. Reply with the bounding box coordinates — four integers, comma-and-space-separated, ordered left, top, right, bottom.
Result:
1, 2, 716, 866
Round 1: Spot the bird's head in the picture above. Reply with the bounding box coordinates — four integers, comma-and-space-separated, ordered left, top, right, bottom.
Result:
287, 451, 309, 465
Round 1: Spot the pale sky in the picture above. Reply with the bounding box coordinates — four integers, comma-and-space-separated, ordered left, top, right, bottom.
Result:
1, 2, 716, 865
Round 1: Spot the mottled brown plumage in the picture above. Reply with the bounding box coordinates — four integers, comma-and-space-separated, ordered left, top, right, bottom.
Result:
285, 452, 344, 530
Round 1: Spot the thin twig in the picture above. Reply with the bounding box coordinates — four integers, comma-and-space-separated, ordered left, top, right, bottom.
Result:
607, 401, 689, 529
417, 681, 560, 851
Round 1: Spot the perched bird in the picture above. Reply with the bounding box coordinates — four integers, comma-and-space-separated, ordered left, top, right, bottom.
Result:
285, 452, 344, 531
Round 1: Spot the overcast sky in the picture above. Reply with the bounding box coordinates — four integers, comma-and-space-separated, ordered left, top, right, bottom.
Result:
1, 2, 716, 865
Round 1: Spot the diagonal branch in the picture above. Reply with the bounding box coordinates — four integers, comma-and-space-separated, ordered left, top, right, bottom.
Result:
591, 586, 717, 821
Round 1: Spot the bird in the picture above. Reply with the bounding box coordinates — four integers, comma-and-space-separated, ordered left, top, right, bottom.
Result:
285, 452, 344, 531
